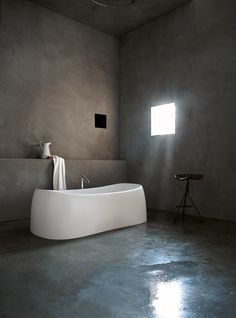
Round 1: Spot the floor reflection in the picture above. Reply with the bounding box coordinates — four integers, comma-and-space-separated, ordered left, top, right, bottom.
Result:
151, 280, 183, 318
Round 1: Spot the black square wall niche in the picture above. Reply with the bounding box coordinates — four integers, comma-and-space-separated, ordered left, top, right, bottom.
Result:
95, 113, 107, 129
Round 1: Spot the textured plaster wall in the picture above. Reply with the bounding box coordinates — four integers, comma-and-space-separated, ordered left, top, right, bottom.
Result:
0, 0, 119, 159
120, 0, 236, 221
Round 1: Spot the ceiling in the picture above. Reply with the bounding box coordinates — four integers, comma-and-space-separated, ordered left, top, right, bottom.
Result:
29, 0, 191, 37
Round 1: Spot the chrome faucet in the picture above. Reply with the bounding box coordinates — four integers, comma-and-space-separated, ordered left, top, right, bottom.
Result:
80, 174, 90, 189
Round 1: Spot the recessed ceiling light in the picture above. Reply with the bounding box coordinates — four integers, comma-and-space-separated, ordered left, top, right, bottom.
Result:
90, 0, 136, 8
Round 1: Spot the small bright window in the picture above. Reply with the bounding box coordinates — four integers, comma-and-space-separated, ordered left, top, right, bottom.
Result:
151, 102, 176, 136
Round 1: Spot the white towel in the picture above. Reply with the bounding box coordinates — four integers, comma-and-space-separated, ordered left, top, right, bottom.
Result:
52, 156, 67, 190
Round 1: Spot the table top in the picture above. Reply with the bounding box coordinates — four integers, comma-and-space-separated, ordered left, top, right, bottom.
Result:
175, 174, 203, 181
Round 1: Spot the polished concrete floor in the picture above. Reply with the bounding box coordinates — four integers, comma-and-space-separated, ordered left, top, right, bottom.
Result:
0, 211, 236, 318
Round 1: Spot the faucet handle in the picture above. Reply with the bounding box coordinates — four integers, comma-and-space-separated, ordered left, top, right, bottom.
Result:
80, 174, 90, 183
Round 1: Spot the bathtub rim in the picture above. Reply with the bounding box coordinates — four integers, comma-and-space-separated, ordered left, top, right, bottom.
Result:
33, 183, 144, 197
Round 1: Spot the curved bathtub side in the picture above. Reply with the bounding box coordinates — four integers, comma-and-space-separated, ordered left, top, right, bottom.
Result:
31, 189, 63, 239
30, 185, 147, 240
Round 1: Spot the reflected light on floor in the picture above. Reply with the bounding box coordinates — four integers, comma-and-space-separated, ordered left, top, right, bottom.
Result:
151, 281, 182, 318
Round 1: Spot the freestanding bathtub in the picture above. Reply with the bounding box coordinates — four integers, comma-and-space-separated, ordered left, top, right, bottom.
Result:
30, 183, 147, 240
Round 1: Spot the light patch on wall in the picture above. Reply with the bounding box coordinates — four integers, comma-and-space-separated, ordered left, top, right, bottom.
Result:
151, 103, 175, 136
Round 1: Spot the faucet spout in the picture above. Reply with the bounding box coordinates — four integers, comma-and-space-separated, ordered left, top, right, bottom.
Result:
80, 175, 90, 189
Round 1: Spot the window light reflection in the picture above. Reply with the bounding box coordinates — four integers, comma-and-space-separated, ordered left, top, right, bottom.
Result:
151, 280, 182, 318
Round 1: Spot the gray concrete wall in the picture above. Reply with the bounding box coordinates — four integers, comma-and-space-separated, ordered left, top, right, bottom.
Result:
0, 159, 127, 221
120, 0, 236, 221
0, 0, 119, 159
0, 1, 126, 223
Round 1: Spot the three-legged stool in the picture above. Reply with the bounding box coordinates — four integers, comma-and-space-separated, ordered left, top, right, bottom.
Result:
174, 174, 204, 224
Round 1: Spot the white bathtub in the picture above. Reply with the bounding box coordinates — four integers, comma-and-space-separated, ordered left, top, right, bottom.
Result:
30, 183, 147, 240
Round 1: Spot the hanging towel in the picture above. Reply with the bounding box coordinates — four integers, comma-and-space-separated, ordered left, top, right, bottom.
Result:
52, 156, 67, 190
